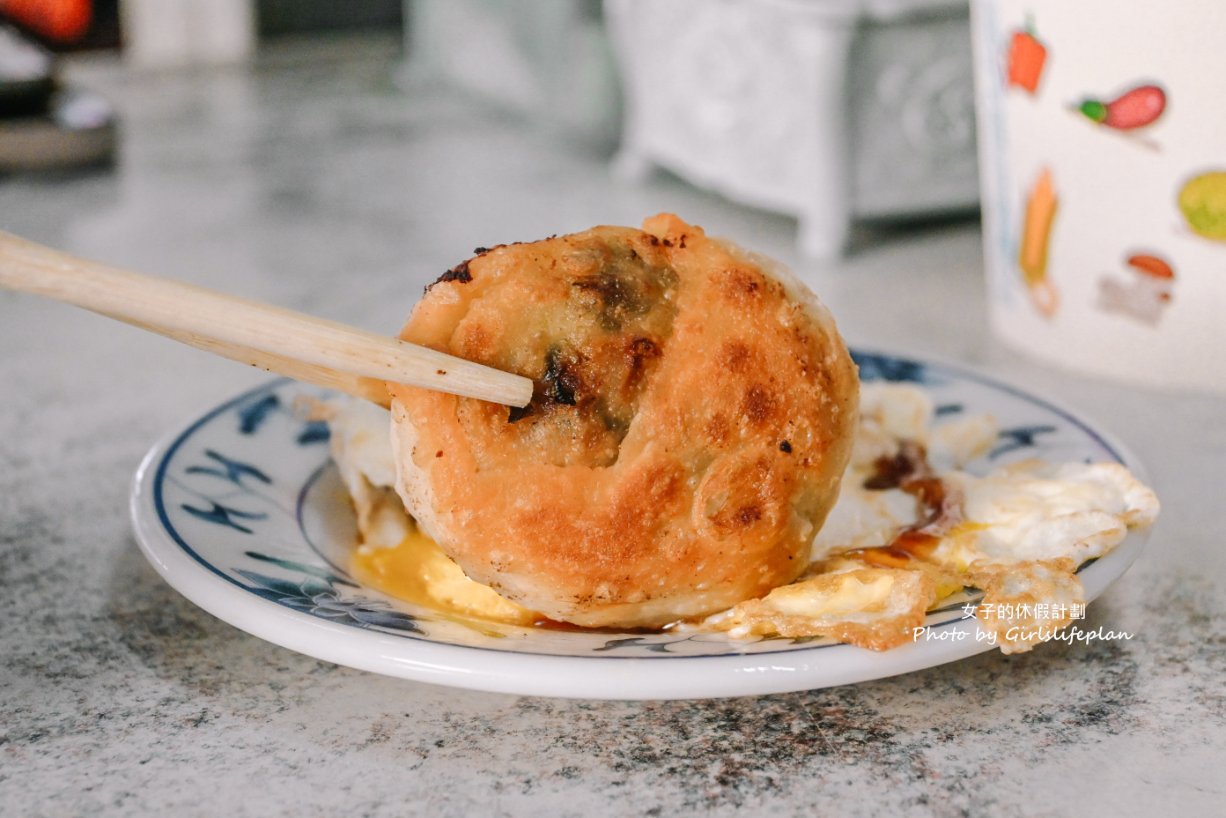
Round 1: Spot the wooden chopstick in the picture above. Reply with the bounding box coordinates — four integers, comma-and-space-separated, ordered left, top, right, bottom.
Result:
110, 314, 394, 407
0, 230, 533, 408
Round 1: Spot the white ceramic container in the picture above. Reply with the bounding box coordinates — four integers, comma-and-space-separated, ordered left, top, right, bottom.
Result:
971, 1, 1226, 392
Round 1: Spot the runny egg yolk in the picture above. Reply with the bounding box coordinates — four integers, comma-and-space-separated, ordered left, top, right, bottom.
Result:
349, 526, 538, 627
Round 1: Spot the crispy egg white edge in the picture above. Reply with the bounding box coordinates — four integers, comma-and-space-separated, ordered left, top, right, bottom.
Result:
326, 384, 1157, 619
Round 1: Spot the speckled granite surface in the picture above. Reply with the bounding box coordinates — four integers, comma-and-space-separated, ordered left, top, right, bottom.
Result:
2, 37, 1223, 818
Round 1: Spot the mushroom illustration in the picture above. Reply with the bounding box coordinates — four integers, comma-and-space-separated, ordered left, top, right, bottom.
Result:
1097, 253, 1175, 326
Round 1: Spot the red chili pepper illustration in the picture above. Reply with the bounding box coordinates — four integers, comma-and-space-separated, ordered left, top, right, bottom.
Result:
1077, 84, 1166, 130
1006, 24, 1048, 94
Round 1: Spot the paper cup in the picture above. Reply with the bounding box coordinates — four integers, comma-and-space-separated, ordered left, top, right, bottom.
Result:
970, 1, 1226, 393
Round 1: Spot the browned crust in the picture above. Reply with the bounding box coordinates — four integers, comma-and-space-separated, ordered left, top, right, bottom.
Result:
387, 214, 859, 627
972, 558, 1085, 654
713, 567, 938, 651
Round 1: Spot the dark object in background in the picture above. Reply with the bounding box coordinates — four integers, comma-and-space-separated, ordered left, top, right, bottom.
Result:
256, 0, 401, 38
2, 0, 120, 52
0, 23, 52, 115
0, 85, 115, 171
0, 22, 114, 172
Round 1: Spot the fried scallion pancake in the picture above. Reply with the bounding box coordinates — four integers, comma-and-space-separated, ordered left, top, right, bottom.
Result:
387, 214, 859, 627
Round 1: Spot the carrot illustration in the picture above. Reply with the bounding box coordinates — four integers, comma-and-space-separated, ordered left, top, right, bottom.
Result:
1018, 168, 1059, 317
1006, 20, 1047, 94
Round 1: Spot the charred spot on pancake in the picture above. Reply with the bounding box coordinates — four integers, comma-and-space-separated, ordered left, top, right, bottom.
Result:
505, 346, 582, 423
723, 267, 763, 303
542, 346, 581, 406
469, 239, 533, 257
709, 497, 766, 536
742, 385, 775, 424
571, 256, 671, 333
736, 505, 762, 526
625, 337, 660, 387
695, 452, 790, 545
597, 404, 630, 436
457, 322, 493, 359
572, 272, 643, 331
570, 242, 674, 331
719, 341, 752, 373
426, 259, 473, 292
779, 440, 792, 454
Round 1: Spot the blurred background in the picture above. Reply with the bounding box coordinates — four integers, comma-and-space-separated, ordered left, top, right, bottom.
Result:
0, 0, 984, 352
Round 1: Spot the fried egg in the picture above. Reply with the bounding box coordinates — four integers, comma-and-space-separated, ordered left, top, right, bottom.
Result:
329, 381, 1158, 652
703, 383, 1157, 651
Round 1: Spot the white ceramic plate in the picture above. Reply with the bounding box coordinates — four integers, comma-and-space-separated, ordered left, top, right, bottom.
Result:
131, 350, 1151, 700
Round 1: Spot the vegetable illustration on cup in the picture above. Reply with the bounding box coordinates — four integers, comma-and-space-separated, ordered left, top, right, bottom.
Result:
1097, 253, 1175, 326
1073, 83, 1167, 148
1005, 19, 1048, 95
1018, 167, 1059, 318
1178, 170, 1226, 242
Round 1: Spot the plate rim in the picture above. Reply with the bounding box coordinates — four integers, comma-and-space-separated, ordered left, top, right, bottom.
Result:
129, 350, 1152, 699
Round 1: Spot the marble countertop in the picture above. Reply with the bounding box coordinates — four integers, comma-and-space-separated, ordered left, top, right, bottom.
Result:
2, 37, 1221, 817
